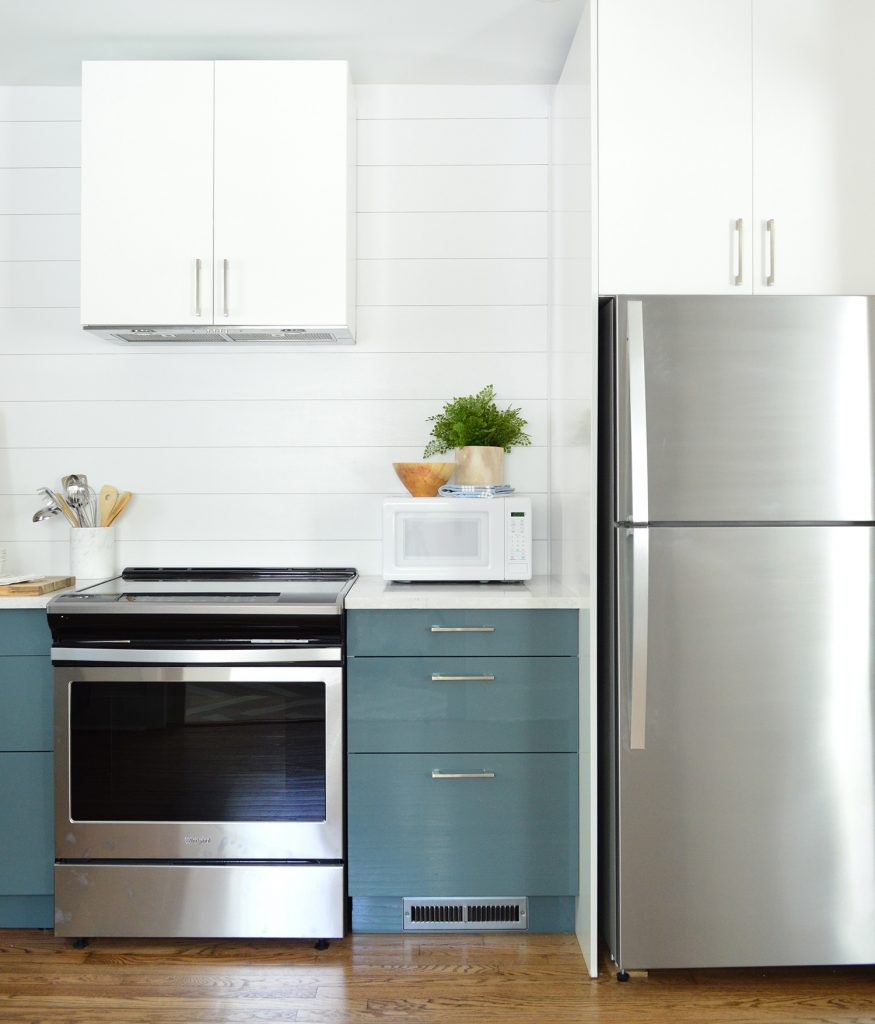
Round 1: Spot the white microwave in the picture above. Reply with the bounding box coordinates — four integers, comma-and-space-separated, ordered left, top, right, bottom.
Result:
382, 496, 532, 582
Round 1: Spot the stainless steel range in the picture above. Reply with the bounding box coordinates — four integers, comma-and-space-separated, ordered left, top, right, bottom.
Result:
48, 567, 356, 941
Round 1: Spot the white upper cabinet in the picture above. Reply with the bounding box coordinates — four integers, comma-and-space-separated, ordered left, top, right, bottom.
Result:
81, 61, 356, 333
598, 0, 752, 295
752, 0, 875, 295
213, 62, 354, 327
80, 62, 214, 325
598, 0, 875, 296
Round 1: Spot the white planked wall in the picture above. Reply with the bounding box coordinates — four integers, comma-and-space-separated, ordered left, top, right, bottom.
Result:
0, 83, 551, 576
550, 36, 594, 586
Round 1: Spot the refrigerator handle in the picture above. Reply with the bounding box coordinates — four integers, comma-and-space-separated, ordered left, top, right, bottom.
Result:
629, 527, 649, 750
627, 300, 649, 523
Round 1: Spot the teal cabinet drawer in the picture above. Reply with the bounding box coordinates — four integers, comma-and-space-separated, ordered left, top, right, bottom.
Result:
348, 657, 578, 753
0, 752, 54, 895
348, 753, 577, 897
348, 609, 578, 658
0, 657, 53, 751
0, 610, 51, 656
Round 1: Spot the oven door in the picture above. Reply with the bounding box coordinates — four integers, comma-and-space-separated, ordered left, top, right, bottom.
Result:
54, 663, 342, 861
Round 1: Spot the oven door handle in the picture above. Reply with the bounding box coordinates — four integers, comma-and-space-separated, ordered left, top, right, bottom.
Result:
51, 647, 343, 665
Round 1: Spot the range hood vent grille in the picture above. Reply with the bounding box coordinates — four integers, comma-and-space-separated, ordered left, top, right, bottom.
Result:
227, 331, 335, 342
402, 897, 528, 931
88, 327, 353, 345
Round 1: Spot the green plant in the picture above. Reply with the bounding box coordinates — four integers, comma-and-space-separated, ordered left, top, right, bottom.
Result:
423, 385, 532, 458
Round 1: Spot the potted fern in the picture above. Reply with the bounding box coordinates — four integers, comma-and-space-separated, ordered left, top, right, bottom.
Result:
423, 385, 531, 485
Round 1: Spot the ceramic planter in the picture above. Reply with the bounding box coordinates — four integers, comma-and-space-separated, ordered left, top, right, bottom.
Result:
454, 446, 504, 485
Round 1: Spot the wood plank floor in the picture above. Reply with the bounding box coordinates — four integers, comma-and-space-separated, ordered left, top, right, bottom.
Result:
0, 930, 874, 1023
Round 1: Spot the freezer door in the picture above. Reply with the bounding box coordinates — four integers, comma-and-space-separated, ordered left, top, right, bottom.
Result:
615, 297, 875, 522
615, 525, 875, 969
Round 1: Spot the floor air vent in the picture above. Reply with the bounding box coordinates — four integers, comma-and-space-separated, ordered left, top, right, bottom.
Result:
402, 897, 528, 931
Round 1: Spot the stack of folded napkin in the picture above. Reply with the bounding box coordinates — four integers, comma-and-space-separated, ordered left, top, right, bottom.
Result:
437, 484, 515, 498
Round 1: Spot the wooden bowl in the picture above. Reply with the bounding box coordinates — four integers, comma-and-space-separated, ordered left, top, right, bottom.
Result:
393, 461, 455, 497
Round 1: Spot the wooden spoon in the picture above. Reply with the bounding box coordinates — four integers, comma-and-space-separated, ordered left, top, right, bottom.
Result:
105, 491, 132, 527
52, 491, 79, 527
98, 485, 119, 527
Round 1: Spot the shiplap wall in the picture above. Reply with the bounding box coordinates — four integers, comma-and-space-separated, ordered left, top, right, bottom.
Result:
550, 32, 593, 586
0, 83, 551, 575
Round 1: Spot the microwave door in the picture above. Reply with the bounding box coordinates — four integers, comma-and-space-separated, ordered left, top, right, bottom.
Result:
384, 504, 501, 581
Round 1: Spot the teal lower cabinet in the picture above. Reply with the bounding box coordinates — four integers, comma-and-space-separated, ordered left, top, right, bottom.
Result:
348, 753, 578, 932
346, 607, 580, 934
0, 611, 54, 928
0, 753, 54, 927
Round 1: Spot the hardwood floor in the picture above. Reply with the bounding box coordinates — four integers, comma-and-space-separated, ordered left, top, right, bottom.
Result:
0, 930, 873, 1023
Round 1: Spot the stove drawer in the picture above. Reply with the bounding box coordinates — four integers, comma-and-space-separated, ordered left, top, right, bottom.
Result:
347, 610, 577, 658
347, 656, 577, 753
347, 752, 577, 897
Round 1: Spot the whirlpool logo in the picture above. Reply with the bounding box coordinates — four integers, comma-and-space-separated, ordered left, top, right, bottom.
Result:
184, 836, 212, 845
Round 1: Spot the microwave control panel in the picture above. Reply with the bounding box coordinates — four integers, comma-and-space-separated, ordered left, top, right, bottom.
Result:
505, 499, 532, 578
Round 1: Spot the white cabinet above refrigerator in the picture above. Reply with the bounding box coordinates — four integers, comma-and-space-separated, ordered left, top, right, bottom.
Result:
598, 0, 875, 297
80, 60, 356, 344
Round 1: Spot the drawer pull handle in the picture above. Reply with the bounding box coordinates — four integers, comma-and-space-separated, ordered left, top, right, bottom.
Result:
430, 626, 495, 633
431, 674, 495, 682
432, 770, 496, 780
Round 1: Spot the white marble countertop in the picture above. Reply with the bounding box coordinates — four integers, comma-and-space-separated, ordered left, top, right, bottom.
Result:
0, 576, 589, 611
345, 575, 587, 610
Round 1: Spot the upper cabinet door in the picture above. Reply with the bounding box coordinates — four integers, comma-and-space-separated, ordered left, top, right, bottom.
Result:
598, 0, 752, 295
80, 62, 214, 325
213, 62, 355, 327
753, 0, 875, 295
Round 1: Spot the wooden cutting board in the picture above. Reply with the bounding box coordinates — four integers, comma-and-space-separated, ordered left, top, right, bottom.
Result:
0, 575, 75, 596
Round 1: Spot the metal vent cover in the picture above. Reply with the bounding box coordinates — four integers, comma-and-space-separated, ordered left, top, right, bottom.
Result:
87, 326, 355, 345
402, 897, 528, 931
113, 330, 229, 342
226, 331, 337, 342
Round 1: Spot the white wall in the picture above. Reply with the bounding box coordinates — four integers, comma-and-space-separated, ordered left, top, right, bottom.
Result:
550, 37, 594, 588
0, 83, 551, 575
550, 4, 598, 978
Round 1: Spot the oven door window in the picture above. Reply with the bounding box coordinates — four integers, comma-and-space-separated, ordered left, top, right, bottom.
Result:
69, 681, 327, 823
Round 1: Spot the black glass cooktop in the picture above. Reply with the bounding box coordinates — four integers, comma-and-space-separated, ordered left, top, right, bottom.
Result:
48, 568, 358, 650
58, 567, 357, 606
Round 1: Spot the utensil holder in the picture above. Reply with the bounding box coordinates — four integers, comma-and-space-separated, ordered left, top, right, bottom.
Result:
70, 527, 115, 580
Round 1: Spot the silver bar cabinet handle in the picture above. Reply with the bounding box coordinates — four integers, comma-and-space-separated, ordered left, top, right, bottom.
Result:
734, 218, 743, 286
430, 626, 495, 633
222, 258, 230, 316
432, 770, 496, 780
627, 300, 649, 524
629, 527, 649, 750
192, 258, 202, 317
766, 219, 775, 286
431, 674, 495, 682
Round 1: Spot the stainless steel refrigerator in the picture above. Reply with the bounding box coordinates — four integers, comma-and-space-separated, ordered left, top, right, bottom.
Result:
599, 296, 875, 972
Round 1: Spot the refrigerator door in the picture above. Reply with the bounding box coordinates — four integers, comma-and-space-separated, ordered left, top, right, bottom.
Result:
615, 525, 875, 969
615, 297, 875, 523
